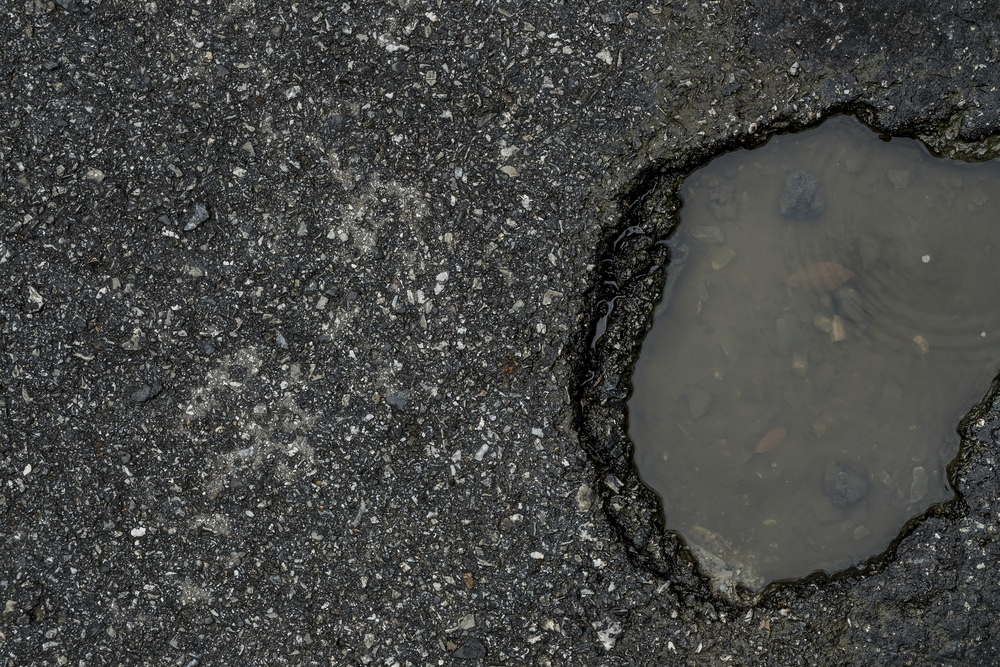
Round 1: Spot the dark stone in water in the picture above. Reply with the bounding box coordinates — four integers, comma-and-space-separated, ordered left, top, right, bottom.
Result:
780, 169, 824, 219
824, 463, 867, 507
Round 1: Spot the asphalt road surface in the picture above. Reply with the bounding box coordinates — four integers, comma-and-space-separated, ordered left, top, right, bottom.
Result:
4, 0, 1000, 665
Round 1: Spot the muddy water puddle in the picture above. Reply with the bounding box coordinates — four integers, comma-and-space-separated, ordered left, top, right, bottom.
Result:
628, 116, 1000, 591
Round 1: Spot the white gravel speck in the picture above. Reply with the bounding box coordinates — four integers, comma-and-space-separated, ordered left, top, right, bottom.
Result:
84, 168, 106, 183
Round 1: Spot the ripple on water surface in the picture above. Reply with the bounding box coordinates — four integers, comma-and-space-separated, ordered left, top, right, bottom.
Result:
628, 116, 1000, 592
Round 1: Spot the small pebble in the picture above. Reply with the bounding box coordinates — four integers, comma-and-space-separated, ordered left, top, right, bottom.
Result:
830, 316, 846, 342
184, 203, 210, 231
814, 314, 833, 334
791, 353, 808, 378
710, 247, 736, 270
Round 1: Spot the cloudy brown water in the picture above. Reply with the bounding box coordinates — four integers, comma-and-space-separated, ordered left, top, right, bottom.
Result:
628, 116, 1000, 591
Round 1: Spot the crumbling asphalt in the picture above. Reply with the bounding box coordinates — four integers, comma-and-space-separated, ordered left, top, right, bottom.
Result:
3, 0, 1000, 665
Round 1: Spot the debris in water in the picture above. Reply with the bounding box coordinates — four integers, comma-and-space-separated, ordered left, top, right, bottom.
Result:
755, 427, 787, 454
786, 262, 855, 291
913, 335, 930, 355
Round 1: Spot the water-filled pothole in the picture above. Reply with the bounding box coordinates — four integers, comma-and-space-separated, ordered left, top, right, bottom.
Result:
628, 116, 1000, 591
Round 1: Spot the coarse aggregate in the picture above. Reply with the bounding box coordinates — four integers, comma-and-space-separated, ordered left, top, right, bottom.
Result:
3, 0, 1000, 665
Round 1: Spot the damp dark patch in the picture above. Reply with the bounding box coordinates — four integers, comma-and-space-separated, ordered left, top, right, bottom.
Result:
574, 110, 1000, 603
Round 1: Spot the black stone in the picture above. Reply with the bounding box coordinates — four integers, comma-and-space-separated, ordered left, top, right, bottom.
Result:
937, 640, 964, 659
131, 381, 163, 404
184, 203, 210, 231
55, 0, 83, 12
452, 638, 486, 659
722, 72, 742, 96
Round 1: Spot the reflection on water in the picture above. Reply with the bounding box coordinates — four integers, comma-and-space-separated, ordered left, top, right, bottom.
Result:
628, 116, 1000, 592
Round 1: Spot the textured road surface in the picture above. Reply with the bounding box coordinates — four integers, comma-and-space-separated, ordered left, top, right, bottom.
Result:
4, 0, 1000, 665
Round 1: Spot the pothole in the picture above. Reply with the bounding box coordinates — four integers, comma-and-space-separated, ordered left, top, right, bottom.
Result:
583, 115, 1000, 597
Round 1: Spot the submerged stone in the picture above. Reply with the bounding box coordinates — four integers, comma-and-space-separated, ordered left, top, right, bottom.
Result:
824, 464, 868, 507
780, 169, 824, 219
835, 286, 867, 323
